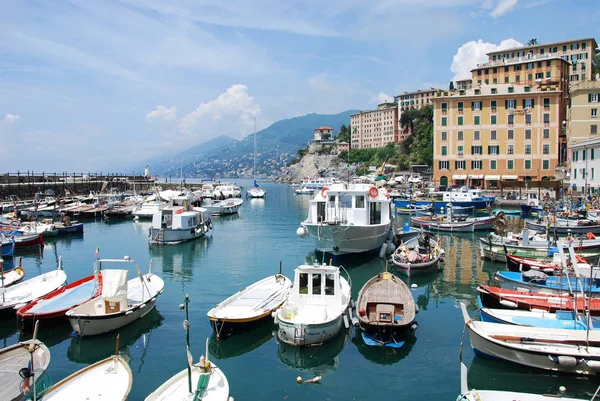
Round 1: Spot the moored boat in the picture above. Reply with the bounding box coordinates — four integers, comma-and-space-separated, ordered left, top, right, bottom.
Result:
0, 339, 51, 401
201, 198, 243, 216
149, 194, 213, 245
390, 234, 444, 277
355, 270, 417, 347
276, 262, 351, 346
478, 307, 596, 330
410, 216, 475, 232
66, 258, 164, 337
208, 272, 292, 339
0, 258, 25, 287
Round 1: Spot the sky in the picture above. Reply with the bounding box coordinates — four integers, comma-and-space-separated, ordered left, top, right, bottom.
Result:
0, 0, 598, 173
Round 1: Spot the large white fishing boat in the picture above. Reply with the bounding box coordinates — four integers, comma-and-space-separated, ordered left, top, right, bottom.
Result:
300, 177, 342, 189
149, 194, 213, 245
296, 183, 393, 255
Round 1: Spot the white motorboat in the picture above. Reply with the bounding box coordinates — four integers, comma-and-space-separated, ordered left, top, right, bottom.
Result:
0, 339, 51, 401
294, 187, 314, 195
145, 296, 233, 401
17, 221, 58, 237
149, 194, 213, 245
213, 184, 237, 199
201, 198, 243, 216
66, 258, 164, 337
0, 266, 67, 317
460, 302, 600, 375
42, 353, 132, 400
247, 187, 266, 198
208, 273, 291, 339
296, 183, 393, 255
132, 199, 166, 219
276, 263, 351, 346
200, 183, 216, 199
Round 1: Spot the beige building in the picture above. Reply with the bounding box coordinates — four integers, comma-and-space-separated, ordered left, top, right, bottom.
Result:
455, 79, 473, 90
350, 102, 398, 149
395, 88, 438, 141
337, 141, 349, 152
486, 38, 598, 85
568, 80, 600, 147
313, 126, 333, 141
432, 55, 570, 188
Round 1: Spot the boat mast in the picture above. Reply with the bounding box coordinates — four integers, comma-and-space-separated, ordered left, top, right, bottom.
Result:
253, 117, 257, 179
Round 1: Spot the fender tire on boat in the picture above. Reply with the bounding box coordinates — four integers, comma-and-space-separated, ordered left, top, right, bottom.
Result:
208, 221, 213, 230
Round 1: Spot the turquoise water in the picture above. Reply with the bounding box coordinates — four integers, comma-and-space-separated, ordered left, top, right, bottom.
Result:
2, 179, 599, 400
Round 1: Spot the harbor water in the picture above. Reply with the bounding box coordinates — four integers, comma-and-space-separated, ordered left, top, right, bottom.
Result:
2, 179, 599, 400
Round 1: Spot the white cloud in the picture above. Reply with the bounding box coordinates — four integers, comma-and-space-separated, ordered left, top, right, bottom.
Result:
486, 0, 518, 18
3, 113, 21, 124
146, 105, 177, 122
177, 84, 261, 138
450, 38, 523, 80
372, 92, 394, 105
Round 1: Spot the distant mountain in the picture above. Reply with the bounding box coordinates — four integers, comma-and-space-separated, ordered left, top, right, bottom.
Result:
154, 110, 358, 178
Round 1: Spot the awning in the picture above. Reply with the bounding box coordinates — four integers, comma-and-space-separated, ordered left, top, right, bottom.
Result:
468, 175, 484, 179
452, 175, 467, 180
485, 175, 500, 180
502, 175, 518, 180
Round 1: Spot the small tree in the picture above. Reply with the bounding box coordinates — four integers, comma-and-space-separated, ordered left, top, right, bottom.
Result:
527, 38, 538, 46
449, 81, 455, 90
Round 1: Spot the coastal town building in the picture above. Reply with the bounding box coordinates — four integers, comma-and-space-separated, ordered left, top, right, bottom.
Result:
455, 79, 473, 90
313, 126, 334, 142
432, 55, 570, 188
568, 137, 600, 194
394, 88, 438, 141
337, 141, 349, 152
350, 102, 398, 149
486, 38, 598, 85
568, 80, 600, 147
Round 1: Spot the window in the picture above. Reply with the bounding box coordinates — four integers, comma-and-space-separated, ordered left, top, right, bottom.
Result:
474, 89, 481, 95
525, 115, 532, 126
477, 70, 482, 76
458, 116, 463, 126
356, 195, 365, 208
490, 160, 497, 169
505, 77, 509, 83
546, 60, 552, 66
472, 101, 482, 110
474, 131, 480, 141
574, 169, 577, 179
458, 101, 464, 111
471, 160, 482, 169
543, 160, 549, 170
491, 130, 497, 140
507, 144, 514, 154
583, 149, 587, 160
441, 131, 447, 141
543, 113, 550, 125
439, 161, 449, 169
441, 102, 448, 111
312, 273, 322, 294
325, 274, 335, 295
455, 160, 465, 169
507, 160, 514, 169
458, 131, 463, 141
508, 129, 514, 140
457, 145, 464, 154
571, 74, 579, 81
474, 116, 480, 125
525, 144, 532, 154
508, 114, 514, 125
491, 100, 497, 110
573, 151, 578, 161
525, 160, 532, 169
524, 99, 534, 108
592, 125, 598, 134
516, 75, 521, 82
543, 97, 550, 108
543, 144, 549, 154
488, 145, 499, 155
527, 63, 533, 70
546, 71, 551, 78
543, 128, 550, 139
441, 146, 447, 156
525, 129, 532, 139
506, 99, 516, 109
514, 65, 521, 71
484, 79, 489, 85
528, 74, 533, 81
491, 115, 497, 125
459, 89, 465, 95
472, 145, 482, 154
441, 117, 447, 126
593, 168, 595, 179
593, 108, 598, 118
299, 273, 308, 294
592, 149, 595, 160
508, 87, 514, 93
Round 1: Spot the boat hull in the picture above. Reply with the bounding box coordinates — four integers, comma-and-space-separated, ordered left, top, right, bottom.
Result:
277, 315, 346, 346
149, 226, 212, 245
391, 258, 440, 277
411, 218, 474, 232
526, 220, 600, 235
210, 311, 273, 339
303, 223, 389, 255
144, 363, 231, 401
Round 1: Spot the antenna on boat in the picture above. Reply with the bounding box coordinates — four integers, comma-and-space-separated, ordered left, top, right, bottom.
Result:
181, 294, 192, 393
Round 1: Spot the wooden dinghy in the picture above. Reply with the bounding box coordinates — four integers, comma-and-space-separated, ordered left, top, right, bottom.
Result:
0, 339, 51, 401
355, 270, 417, 347
390, 234, 444, 277
0, 266, 67, 317
207, 272, 291, 339
0, 258, 25, 287
17, 272, 102, 331
43, 337, 132, 401
66, 258, 164, 337
146, 295, 233, 401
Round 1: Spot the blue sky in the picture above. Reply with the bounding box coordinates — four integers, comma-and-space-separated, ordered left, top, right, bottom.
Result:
0, 0, 598, 172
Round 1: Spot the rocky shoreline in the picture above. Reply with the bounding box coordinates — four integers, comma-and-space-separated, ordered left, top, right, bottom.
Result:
274, 152, 350, 184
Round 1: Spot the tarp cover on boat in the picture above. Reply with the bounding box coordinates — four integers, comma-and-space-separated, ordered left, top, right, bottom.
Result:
102, 269, 128, 301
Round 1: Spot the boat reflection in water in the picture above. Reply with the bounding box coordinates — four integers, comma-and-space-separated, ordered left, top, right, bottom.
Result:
247, 198, 265, 208
150, 235, 212, 279
67, 308, 164, 364
352, 329, 416, 365
466, 356, 600, 399
209, 322, 273, 360
18, 321, 72, 348
277, 330, 348, 376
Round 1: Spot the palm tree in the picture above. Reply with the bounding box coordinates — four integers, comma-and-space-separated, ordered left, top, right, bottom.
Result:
527, 38, 538, 46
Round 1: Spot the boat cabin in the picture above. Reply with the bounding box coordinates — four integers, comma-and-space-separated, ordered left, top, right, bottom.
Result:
306, 184, 391, 226
152, 195, 209, 230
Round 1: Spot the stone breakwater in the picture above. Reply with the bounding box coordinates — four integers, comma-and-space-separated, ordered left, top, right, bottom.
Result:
274, 153, 349, 184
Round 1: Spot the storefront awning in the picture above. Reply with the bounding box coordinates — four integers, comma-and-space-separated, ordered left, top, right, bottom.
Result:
502, 175, 518, 180
468, 174, 484, 179
485, 175, 500, 180
452, 175, 467, 180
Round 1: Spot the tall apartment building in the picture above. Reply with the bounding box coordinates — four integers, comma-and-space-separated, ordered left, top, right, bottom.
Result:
432, 55, 570, 188
569, 138, 600, 194
568, 81, 600, 146
486, 38, 598, 85
394, 88, 438, 140
350, 102, 398, 149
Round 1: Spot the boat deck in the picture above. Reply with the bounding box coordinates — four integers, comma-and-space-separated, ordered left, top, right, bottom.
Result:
212, 281, 288, 319
0, 343, 49, 401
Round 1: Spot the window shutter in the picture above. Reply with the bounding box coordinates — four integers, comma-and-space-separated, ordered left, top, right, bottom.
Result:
487, 146, 491, 154
531, 99, 534, 108
505, 100, 509, 109
471, 102, 475, 110
522, 99, 526, 108
590, 94, 593, 102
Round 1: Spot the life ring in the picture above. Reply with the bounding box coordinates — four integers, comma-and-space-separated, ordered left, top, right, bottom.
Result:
321, 187, 329, 198
529, 201, 535, 206
587, 232, 596, 240
576, 255, 587, 264
369, 187, 379, 198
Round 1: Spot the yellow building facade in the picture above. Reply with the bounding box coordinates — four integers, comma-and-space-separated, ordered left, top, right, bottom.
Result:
568, 80, 600, 147
433, 56, 570, 188
350, 102, 398, 149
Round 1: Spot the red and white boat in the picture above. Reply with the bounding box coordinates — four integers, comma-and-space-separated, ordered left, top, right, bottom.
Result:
17, 272, 102, 330
477, 284, 600, 315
